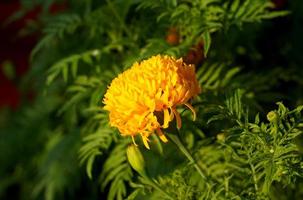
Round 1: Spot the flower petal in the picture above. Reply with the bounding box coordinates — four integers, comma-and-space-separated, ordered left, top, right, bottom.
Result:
141, 134, 150, 149
184, 103, 196, 121
172, 108, 182, 129
156, 128, 168, 143
132, 136, 138, 146
162, 108, 170, 128
169, 107, 174, 120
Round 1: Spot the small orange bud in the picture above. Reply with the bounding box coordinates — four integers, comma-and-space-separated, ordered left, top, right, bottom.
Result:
166, 27, 180, 46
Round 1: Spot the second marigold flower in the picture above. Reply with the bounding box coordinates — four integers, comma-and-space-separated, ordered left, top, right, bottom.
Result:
103, 55, 200, 149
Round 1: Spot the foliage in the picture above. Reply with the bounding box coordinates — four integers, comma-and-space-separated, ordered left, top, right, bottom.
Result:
1, 0, 303, 200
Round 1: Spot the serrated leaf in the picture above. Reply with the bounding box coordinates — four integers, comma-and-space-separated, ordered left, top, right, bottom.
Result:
202, 31, 211, 57
46, 70, 60, 86
71, 60, 78, 78
221, 67, 241, 86
86, 153, 97, 179
127, 188, 142, 200
62, 65, 68, 82
259, 11, 290, 20
207, 114, 226, 124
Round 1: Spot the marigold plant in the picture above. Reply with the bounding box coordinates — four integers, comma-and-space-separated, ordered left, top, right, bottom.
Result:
103, 55, 200, 149
3, 1, 303, 200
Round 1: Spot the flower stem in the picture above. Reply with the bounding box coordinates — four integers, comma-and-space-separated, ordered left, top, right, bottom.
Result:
167, 133, 207, 181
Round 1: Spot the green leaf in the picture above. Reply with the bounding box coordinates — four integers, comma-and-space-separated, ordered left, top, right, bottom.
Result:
71, 60, 78, 78
86, 153, 98, 180
202, 31, 211, 57
62, 65, 68, 82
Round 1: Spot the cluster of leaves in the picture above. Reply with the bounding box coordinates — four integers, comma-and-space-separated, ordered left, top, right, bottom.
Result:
1, 0, 303, 200
138, 0, 289, 57
195, 90, 302, 199
123, 90, 303, 200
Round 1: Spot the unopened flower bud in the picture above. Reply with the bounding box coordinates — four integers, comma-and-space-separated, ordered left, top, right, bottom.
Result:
126, 145, 146, 175
217, 133, 225, 141
267, 111, 279, 123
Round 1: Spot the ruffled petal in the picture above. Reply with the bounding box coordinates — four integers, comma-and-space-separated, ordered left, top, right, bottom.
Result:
141, 134, 150, 149
132, 136, 138, 146
156, 128, 168, 143
162, 108, 170, 128
172, 108, 182, 129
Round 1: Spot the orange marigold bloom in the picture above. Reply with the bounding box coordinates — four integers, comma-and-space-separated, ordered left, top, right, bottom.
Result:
103, 55, 200, 149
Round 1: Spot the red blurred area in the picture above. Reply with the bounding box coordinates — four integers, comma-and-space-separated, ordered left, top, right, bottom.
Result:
183, 41, 205, 67
166, 27, 180, 46
0, 1, 66, 109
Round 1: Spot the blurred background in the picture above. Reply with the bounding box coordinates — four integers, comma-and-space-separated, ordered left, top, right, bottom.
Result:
0, 1, 98, 199
0, 0, 303, 199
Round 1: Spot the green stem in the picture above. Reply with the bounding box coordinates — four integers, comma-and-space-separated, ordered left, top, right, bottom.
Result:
167, 133, 207, 181
245, 151, 259, 192
141, 173, 174, 200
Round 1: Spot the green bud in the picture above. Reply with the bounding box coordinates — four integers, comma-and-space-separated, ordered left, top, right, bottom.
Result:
126, 145, 146, 175
267, 111, 279, 123
216, 133, 225, 141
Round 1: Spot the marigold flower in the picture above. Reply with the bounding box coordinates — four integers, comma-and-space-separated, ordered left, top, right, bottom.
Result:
103, 55, 200, 149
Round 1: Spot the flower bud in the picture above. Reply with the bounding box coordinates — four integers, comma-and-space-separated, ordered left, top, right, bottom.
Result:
267, 111, 279, 123
166, 27, 180, 46
217, 133, 225, 141
126, 145, 146, 175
